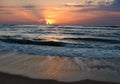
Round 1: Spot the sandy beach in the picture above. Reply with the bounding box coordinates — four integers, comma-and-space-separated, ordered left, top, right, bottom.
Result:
0, 72, 118, 84
0, 51, 120, 84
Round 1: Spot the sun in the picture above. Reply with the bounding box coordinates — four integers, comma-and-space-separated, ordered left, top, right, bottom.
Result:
45, 19, 55, 25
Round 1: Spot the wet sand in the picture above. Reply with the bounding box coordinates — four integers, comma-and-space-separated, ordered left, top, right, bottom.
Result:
0, 50, 120, 84
0, 72, 118, 84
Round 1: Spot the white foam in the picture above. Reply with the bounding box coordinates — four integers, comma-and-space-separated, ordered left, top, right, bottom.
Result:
0, 50, 120, 83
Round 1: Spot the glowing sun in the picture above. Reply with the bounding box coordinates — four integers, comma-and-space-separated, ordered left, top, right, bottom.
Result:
45, 19, 55, 25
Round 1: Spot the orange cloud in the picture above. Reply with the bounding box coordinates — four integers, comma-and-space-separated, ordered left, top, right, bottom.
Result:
0, 4, 120, 24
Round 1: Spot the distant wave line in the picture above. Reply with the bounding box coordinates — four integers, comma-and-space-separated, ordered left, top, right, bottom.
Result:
63, 37, 120, 44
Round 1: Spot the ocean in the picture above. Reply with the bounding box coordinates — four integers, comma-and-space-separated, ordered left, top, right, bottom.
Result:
0, 24, 120, 83
0, 24, 120, 58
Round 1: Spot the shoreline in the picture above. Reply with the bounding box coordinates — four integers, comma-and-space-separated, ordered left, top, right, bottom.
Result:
0, 72, 118, 84
0, 50, 120, 84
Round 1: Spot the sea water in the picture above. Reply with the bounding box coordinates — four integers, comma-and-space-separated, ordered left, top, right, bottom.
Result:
0, 24, 120, 58
0, 24, 120, 83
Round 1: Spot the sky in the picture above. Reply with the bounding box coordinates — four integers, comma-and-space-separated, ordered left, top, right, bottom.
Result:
0, 0, 120, 24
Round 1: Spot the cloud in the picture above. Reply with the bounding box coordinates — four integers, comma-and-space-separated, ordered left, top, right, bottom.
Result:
0, 5, 36, 9
0, 12, 13, 14
65, 3, 85, 7
85, 0, 114, 6
0, 5, 44, 22
112, 0, 120, 6
22, 5, 35, 9
64, 0, 120, 12
65, 0, 115, 7
0, 7, 14, 14
0, 9, 5, 12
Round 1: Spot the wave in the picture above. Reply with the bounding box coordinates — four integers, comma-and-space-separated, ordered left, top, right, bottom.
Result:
63, 37, 120, 44
0, 37, 89, 48
96, 25, 120, 28
0, 50, 120, 83
0, 36, 65, 47
0, 35, 120, 50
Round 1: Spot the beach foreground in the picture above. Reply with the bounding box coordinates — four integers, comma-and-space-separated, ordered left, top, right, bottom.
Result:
0, 50, 120, 84
0, 72, 117, 84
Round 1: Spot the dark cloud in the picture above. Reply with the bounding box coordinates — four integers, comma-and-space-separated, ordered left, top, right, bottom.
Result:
64, 0, 120, 12
0, 6, 4, 8
0, 12, 13, 14
0, 9, 5, 11
65, 4, 85, 7
64, 0, 115, 7
0, 8, 13, 14
112, 0, 120, 7
85, 0, 113, 6
22, 5, 35, 9
0, 10, 13, 14
0, 6, 10, 8
0, 5, 36, 9
79, 6, 120, 12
